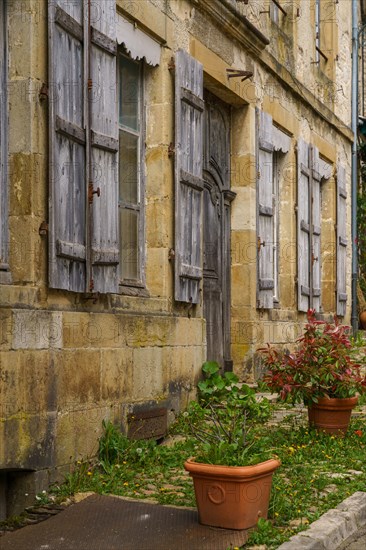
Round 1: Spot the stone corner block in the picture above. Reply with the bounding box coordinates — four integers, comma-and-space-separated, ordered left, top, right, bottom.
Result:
12, 310, 63, 350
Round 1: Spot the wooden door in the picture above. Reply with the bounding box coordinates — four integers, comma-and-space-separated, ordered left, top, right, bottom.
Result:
203, 92, 234, 370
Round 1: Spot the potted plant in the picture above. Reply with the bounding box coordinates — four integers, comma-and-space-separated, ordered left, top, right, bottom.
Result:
259, 309, 366, 435
181, 362, 280, 530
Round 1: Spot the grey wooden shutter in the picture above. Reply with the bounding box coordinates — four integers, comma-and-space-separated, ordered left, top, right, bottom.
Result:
48, 0, 87, 292
0, 1, 9, 279
256, 109, 274, 309
89, 0, 119, 293
174, 50, 204, 304
297, 139, 311, 312
336, 164, 347, 316
311, 146, 322, 312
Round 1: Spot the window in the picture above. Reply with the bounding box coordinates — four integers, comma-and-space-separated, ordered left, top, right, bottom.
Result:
118, 53, 144, 285
0, 0, 10, 284
256, 111, 291, 309
297, 141, 331, 312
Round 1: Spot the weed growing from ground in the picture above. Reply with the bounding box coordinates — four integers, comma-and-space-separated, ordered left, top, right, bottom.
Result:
43, 408, 366, 549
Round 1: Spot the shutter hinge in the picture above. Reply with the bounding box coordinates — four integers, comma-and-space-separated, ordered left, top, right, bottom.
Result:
88, 183, 101, 204
168, 57, 175, 71
39, 83, 49, 101
168, 143, 175, 157
89, 278, 94, 292
39, 221, 49, 236
88, 79, 93, 91
168, 248, 175, 261
257, 237, 265, 252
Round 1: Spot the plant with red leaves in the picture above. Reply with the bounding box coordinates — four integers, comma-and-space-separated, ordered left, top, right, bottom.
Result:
259, 309, 366, 405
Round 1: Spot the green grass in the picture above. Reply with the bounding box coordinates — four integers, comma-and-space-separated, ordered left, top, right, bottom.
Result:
43, 410, 366, 549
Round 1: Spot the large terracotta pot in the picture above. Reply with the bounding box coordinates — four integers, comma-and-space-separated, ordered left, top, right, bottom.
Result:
308, 396, 358, 435
184, 458, 281, 530
360, 310, 366, 330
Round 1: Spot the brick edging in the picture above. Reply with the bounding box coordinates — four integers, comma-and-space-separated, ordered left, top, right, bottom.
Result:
276, 491, 366, 549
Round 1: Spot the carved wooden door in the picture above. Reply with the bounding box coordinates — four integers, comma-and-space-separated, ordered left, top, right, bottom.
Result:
203, 92, 234, 370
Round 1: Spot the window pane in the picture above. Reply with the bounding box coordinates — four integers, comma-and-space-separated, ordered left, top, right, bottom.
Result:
119, 56, 140, 131
119, 130, 139, 204
120, 208, 139, 280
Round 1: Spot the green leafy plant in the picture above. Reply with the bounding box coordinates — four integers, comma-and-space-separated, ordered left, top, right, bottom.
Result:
179, 362, 273, 466
259, 309, 366, 404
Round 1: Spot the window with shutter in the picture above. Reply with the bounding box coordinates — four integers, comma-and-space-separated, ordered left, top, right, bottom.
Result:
49, 0, 119, 293
0, 1, 10, 284
297, 141, 331, 313
336, 164, 348, 316
297, 139, 311, 312
257, 109, 274, 309
174, 50, 204, 304
256, 111, 290, 309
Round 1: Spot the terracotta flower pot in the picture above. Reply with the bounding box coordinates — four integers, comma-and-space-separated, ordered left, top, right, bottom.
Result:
308, 396, 358, 435
184, 458, 281, 530
360, 310, 366, 330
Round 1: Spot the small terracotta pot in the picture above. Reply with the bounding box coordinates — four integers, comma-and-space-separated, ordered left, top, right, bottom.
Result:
184, 458, 281, 530
360, 310, 366, 330
308, 396, 358, 435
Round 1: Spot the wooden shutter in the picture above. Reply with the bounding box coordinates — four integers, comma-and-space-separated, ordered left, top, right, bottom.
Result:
174, 50, 204, 304
297, 139, 311, 312
0, 1, 9, 277
89, 0, 119, 293
311, 146, 322, 312
256, 109, 274, 309
48, 0, 87, 292
336, 164, 347, 316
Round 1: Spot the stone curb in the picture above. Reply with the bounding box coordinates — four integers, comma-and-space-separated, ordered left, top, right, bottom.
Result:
276, 491, 366, 550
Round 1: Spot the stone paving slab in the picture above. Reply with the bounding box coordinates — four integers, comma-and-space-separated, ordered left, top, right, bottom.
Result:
0, 494, 248, 550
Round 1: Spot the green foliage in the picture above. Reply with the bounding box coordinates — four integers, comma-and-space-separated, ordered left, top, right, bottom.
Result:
179, 362, 272, 466
260, 310, 366, 404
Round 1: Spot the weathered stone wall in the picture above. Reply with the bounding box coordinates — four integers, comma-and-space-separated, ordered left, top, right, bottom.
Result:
0, 0, 355, 515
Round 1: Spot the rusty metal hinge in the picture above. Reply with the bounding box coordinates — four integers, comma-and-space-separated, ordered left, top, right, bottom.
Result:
168, 143, 175, 157
168, 57, 175, 71
168, 248, 175, 261
88, 183, 100, 204
39, 83, 49, 101
39, 221, 49, 236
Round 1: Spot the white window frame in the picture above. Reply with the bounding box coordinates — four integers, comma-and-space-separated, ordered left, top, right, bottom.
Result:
118, 51, 146, 288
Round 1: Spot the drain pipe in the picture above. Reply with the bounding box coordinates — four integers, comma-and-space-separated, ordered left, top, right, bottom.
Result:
351, 0, 359, 333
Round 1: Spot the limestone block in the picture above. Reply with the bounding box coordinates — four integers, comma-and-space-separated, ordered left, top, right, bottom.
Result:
190, 38, 254, 106
146, 199, 172, 248
12, 310, 62, 350
62, 312, 123, 349
0, 310, 12, 351
100, 348, 134, 402
231, 263, 256, 308
231, 188, 256, 231
9, 153, 46, 218
146, 248, 171, 298
147, 103, 173, 147
131, 346, 164, 400
55, 406, 109, 466
145, 146, 173, 199
232, 106, 255, 156
9, 214, 44, 284
53, 349, 101, 409
231, 154, 256, 188
116, 0, 174, 48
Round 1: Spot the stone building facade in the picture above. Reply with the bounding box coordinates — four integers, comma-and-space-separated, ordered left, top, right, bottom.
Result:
0, 0, 358, 516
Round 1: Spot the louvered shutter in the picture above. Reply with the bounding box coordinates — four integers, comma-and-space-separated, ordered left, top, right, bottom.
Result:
336, 164, 348, 316
297, 139, 311, 312
48, 0, 87, 292
174, 50, 204, 304
311, 146, 322, 312
256, 109, 274, 309
89, 0, 119, 293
